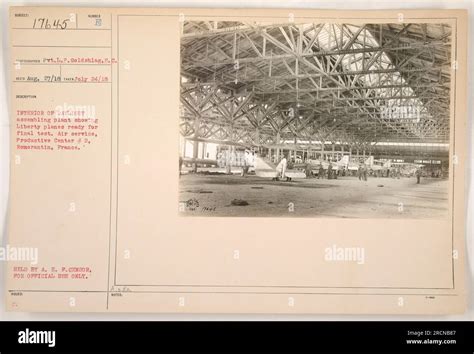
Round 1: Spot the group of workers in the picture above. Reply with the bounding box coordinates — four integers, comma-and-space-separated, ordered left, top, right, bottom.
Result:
180, 152, 425, 185
316, 163, 338, 179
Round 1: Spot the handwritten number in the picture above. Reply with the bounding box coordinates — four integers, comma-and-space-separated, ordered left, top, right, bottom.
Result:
32, 18, 69, 29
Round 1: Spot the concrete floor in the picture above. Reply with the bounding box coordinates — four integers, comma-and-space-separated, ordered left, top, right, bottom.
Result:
179, 174, 449, 218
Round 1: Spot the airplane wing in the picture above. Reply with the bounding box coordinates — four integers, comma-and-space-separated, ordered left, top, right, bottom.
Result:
254, 156, 306, 179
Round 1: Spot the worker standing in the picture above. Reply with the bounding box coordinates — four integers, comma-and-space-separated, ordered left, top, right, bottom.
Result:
276, 155, 288, 181
318, 164, 325, 179
416, 168, 422, 184
305, 163, 312, 178
241, 150, 252, 177
327, 163, 333, 180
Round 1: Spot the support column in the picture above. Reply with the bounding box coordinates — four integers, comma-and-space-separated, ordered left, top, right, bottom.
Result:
193, 140, 199, 172
225, 146, 231, 174
275, 132, 281, 161
225, 125, 233, 174
293, 136, 297, 162
192, 115, 200, 173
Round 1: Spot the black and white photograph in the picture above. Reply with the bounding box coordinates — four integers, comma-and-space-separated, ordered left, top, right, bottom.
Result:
179, 21, 453, 218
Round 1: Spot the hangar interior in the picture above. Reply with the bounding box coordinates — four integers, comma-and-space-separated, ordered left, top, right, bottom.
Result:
178, 21, 452, 218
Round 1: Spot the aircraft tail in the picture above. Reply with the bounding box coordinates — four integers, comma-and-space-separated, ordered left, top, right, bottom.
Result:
255, 156, 276, 170
365, 156, 374, 166
338, 155, 349, 167
254, 156, 306, 179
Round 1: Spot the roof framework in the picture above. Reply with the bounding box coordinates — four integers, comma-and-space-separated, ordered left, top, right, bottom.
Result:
180, 21, 452, 150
